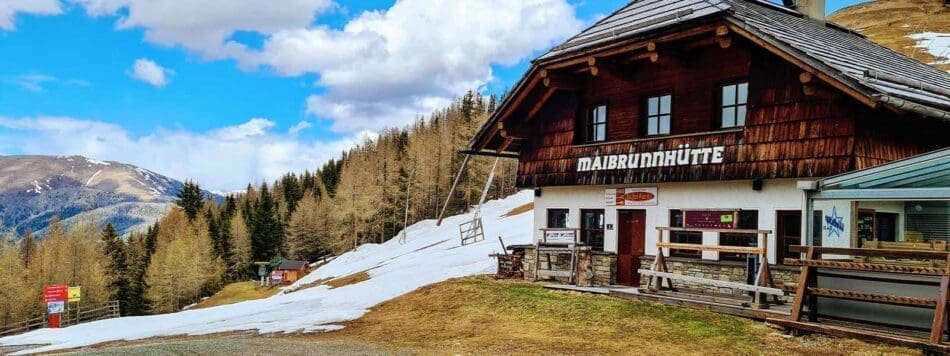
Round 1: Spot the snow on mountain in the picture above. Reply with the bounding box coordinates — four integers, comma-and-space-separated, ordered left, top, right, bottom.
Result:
0, 191, 534, 354
0, 155, 214, 236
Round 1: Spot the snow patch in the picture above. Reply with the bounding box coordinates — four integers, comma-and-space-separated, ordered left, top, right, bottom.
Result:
85, 170, 103, 186
0, 191, 535, 354
85, 158, 111, 166
909, 32, 950, 65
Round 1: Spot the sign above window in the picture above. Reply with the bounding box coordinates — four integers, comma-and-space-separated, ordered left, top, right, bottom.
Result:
684, 210, 737, 229
577, 144, 725, 172
605, 187, 658, 206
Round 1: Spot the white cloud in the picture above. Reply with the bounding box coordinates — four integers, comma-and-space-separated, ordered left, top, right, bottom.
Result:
71, 0, 582, 133
72, 0, 335, 60
129, 58, 173, 87
256, 0, 583, 133
12, 74, 57, 92
0, 0, 61, 30
288, 120, 313, 135
0, 116, 359, 191
211, 117, 275, 140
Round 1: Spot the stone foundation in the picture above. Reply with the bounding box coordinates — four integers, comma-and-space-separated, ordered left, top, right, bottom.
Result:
522, 247, 617, 285
639, 256, 800, 301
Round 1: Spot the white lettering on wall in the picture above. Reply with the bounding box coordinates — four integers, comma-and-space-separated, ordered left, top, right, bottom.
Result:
577, 145, 727, 172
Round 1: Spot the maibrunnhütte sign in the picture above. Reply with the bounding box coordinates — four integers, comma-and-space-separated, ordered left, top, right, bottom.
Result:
576, 144, 726, 172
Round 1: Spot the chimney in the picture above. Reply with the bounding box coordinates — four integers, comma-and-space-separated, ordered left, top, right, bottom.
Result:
792, 0, 826, 22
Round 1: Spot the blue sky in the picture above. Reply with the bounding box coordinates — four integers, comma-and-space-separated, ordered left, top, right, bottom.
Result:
0, 0, 868, 190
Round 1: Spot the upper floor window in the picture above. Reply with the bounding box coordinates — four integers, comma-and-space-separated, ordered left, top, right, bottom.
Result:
645, 94, 672, 136
585, 105, 607, 143
721, 82, 749, 128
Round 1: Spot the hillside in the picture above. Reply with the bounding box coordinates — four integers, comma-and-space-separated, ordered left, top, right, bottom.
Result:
829, 0, 949, 71
0, 155, 202, 236
0, 191, 534, 354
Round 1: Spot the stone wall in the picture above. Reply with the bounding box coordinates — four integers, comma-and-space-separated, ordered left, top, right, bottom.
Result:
522, 247, 617, 285
639, 255, 800, 300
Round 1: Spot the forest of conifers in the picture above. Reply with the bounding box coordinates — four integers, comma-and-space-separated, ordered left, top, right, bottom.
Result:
0, 90, 519, 325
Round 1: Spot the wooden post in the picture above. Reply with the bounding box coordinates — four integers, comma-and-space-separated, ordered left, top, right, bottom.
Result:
932, 269, 950, 344
790, 247, 816, 322
436, 154, 470, 226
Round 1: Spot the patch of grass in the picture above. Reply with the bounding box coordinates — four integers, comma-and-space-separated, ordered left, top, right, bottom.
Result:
317, 276, 914, 355
325, 272, 371, 289
192, 281, 280, 309
502, 202, 534, 218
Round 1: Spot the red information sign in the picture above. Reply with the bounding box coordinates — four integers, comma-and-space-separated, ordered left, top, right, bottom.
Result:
684, 210, 737, 229
43, 284, 68, 303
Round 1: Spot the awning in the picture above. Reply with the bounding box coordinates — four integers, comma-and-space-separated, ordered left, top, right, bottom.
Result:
811, 148, 950, 201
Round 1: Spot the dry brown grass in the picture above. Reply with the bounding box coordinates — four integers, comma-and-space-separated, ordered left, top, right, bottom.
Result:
325, 272, 371, 289
191, 282, 280, 310
288, 271, 372, 294
502, 202, 534, 218
830, 0, 949, 71
309, 276, 914, 355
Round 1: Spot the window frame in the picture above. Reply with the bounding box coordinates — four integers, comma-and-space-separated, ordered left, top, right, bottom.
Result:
643, 92, 673, 137
668, 209, 702, 259
718, 80, 750, 129
580, 209, 606, 252
583, 104, 608, 143
719, 210, 759, 262
546, 209, 570, 229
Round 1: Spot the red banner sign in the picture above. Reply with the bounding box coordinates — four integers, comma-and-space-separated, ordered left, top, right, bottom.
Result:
43, 284, 68, 303
684, 210, 736, 229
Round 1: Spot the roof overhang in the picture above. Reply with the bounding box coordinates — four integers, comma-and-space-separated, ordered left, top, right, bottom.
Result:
809, 148, 950, 201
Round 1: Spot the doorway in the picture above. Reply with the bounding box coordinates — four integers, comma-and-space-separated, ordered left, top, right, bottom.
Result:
617, 210, 646, 286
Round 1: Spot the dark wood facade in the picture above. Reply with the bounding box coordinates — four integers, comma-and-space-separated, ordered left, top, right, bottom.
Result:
493, 28, 948, 188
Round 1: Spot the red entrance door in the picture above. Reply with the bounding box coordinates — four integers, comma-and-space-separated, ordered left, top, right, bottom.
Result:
617, 210, 646, 286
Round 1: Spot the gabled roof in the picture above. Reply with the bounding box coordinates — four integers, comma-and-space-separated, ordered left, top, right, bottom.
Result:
469, 0, 950, 154
277, 260, 308, 270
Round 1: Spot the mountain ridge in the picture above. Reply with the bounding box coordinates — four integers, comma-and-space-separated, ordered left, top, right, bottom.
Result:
0, 155, 213, 237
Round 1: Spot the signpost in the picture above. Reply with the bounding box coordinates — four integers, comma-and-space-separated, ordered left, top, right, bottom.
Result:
43, 284, 68, 328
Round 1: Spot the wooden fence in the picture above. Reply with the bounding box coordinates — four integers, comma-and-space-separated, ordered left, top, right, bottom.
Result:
0, 301, 121, 337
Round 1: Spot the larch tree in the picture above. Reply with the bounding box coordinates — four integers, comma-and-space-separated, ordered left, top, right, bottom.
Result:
228, 211, 252, 279
145, 209, 224, 313
0, 239, 34, 326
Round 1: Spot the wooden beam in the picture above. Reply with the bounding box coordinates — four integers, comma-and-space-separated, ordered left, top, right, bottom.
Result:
716, 25, 729, 37
542, 72, 578, 90
657, 227, 772, 234
783, 259, 950, 276
497, 137, 515, 154
799, 71, 815, 84
541, 23, 720, 70
767, 318, 950, 353
807, 287, 939, 308
656, 242, 763, 255
789, 245, 950, 259
726, 22, 879, 109
717, 36, 732, 49
525, 86, 557, 122
802, 84, 841, 100
638, 269, 785, 296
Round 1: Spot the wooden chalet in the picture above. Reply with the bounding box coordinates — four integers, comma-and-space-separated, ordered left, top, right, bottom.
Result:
468, 0, 950, 347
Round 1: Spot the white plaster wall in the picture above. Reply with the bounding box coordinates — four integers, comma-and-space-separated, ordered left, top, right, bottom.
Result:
533, 179, 802, 264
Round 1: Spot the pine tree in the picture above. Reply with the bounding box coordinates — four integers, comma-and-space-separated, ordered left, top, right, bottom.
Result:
176, 181, 205, 221
101, 223, 131, 315
251, 183, 283, 261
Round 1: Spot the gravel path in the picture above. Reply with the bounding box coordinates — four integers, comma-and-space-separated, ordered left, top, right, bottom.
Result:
58, 336, 408, 356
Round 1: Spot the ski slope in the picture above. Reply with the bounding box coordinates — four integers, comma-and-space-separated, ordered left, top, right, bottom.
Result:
0, 191, 534, 354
